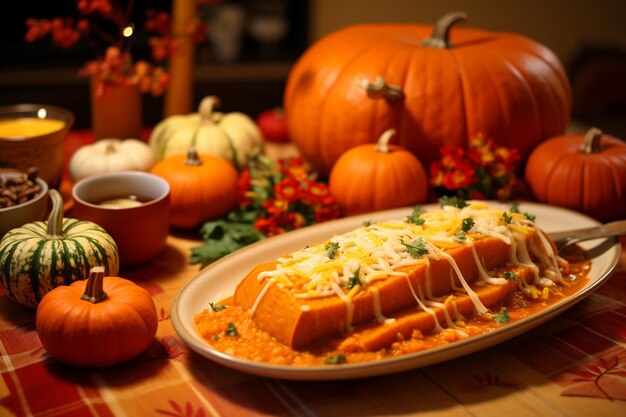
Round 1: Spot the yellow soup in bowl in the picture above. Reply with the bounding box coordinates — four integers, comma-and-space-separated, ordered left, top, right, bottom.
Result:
0, 118, 65, 138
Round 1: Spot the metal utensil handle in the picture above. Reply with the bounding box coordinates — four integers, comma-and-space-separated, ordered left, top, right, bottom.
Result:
548, 219, 626, 246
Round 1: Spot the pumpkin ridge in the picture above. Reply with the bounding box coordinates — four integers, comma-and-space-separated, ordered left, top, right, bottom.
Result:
367, 43, 408, 142
27, 221, 47, 238
82, 235, 113, 274
551, 152, 582, 206
394, 45, 419, 146
318, 43, 377, 167
29, 238, 48, 303
494, 50, 543, 140
222, 129, 241, 170
62, 239, 85, 284
502, 45, 570, 136
606, 153, 626, 200
444, 47, 471, 152
504, 36, 572, 108
0, 241, 21, 295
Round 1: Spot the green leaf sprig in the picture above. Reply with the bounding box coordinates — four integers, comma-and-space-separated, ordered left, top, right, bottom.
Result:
406, 206, 426, 225
401, 238, 429, 258
439, 196, 468, 209
494, 309, 510, 323
503, 271, 517, 281
348, 267, 361, 289
510, 202, 536, 222
326, 241, 340, 259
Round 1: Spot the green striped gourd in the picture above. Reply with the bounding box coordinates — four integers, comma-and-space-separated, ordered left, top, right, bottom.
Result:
148, 95, 263, 170
0, 189, 119, 309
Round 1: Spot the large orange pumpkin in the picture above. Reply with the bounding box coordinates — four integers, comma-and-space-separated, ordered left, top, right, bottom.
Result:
525, 127, 626, 222
284, 12, 572, 176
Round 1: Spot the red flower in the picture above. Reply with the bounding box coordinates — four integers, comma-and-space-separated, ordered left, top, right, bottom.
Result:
236, 169, 252, 205
442, 166, 476, 190
429, 162, 445, 187
254, 216, 285, 237
280, 157, 309, 182
494, 146, 520, 166
274, 179, 300, 202
301, 180, 335, 206
439, 146, 465, 169
262, 198, 289, 214
315, 206, 341, 223
430, 133, 521, 200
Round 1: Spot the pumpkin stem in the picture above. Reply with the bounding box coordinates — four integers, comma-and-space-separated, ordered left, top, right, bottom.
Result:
185, 147, 204, 166
580, 127, 603, 154
81, 266, 108, 303
45, 189, 66, 240
423, 11, 467, 49
198, 95, 220, 123
358, 76, 405, 101
376, 129, 397, 153
105, 141, 117, 154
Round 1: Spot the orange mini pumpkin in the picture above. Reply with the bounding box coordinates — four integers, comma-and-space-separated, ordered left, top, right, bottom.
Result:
525, 127, 626, 221
284, 12, 571, 175
151, 147, 239, 229
36, 266, 158, 368
329, 129, 428, 216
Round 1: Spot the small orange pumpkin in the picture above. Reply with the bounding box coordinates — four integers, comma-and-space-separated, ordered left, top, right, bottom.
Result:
151, 147, 239, 229
36, 266, 158, 368
525, 127, 626, 221
329, 129, 428, 216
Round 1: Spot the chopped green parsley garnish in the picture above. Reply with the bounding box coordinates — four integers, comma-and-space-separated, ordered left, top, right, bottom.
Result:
524, 212, 536, 222
363, 220, 372, 227
439, 196, 468, 208
454, 232, 467, 243
503, 271, 518, 281
502, 211, 513, 224
461, 217, 475, 233
225, 322, 238, 337
213, 334, 219, 341
209, 302, 226, 312
401, 238, 429, 258
324, 353, 347, 365
494, 309, 510, 323
326, 241, 340, 259
348, 267, 361, 289
406, 206, 426, 225
510, 203, 536, 222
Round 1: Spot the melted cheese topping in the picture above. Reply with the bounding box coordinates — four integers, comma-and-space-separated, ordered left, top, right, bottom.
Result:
254, 201, 564, 334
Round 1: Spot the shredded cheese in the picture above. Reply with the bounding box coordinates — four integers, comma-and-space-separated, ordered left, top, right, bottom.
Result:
252, 201, 563, 334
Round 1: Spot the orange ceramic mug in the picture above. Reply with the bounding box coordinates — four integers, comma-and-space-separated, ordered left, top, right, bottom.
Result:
72, 171, 170, 266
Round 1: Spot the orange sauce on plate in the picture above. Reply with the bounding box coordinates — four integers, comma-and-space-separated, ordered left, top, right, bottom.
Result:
194, 247, 591, 366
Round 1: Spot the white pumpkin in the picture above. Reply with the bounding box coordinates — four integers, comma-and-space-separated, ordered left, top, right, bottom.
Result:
69, 138, 155, 182
148, 95, 263, 169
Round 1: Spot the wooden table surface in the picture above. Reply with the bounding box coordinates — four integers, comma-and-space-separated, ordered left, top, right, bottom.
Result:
1, 131, 625, 417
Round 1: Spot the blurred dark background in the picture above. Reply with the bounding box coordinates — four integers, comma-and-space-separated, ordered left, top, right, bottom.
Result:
0, 0, 309, 129
1, 0, 624, 137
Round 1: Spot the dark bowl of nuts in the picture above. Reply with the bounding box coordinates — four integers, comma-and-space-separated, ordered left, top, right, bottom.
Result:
0, 168, 49, 238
